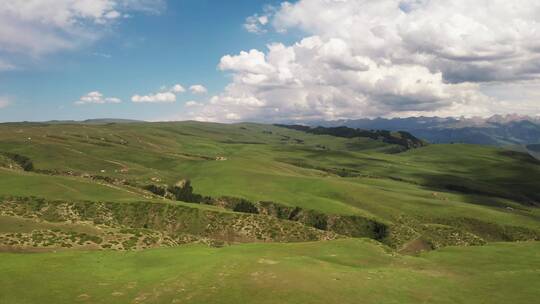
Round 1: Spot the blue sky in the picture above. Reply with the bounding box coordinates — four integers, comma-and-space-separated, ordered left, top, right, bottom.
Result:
0, 0, 291, 122
1, 1, 539, 122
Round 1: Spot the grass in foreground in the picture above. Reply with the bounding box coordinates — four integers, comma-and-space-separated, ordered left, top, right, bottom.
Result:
0, 239, 538, 304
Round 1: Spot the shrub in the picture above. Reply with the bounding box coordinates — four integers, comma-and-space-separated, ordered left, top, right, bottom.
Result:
232, 200, 259, 214
1, 152, 34, 171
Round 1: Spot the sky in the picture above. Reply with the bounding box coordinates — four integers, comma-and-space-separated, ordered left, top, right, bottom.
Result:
0, 0, 539, 123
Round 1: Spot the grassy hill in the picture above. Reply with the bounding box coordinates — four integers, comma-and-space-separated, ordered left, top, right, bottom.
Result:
0, 121, 539, 303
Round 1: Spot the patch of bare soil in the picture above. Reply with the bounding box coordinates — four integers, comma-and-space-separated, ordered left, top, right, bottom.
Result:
398, 238, 434, 255
76, 294, 91, 301
258, 258, 279, 265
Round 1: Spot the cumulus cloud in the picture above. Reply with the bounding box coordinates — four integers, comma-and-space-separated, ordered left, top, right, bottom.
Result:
131, 83, 194, 103
185, 100, 202, 107
186, 0, 540, 122
189, 85, 208, 94
271, 0, 540, 83
74, 91, 121, 105
219, 49, 275, 75
131, 92, 176, 103
189, 36, 492, 122
244, 14, 270, 34
0, 0, 164, 69
171, 84, 186, 93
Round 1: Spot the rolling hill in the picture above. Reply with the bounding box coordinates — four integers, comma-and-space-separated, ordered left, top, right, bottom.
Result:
0, 121, 539, 303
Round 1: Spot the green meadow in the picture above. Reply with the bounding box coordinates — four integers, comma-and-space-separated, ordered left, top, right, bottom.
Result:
0, 121, 539, 303
1, 239, 539, 304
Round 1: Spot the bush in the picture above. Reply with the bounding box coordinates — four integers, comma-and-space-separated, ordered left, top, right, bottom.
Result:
1, 152, 34, 171
232, 199, 259, 214
144, 184, 168, 196
303, 212, 328, 230
168, 180, 202, 202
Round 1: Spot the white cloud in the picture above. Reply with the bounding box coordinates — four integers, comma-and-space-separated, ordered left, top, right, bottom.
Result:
75, 91, 122, 105
258, 15, 269, 25
271, 0, 540, 83
131, 92, 176, 103
0, 97, 11, 109
186, 0, 540, 122
131, 83, 189, 103
0, 0, 164, 68
104, 10, 121, 19
243, 5, 276, 34
189, 85, 207, 94
244, 14, 271, 34
219, 49, 274, 74
479, 80, 540, 116
185, 100, 202, 107
171, 84, 186, 93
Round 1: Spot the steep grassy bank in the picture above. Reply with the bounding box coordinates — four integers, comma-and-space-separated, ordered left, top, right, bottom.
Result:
0, 196, 337, 251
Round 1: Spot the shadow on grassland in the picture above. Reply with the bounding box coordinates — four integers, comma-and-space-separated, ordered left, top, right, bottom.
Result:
409, 150, 540, 207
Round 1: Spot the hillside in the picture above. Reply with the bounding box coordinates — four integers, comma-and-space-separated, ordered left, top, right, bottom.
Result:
528, 144, 540, 160
0, 121, 539, 303
275, 124, 427, 150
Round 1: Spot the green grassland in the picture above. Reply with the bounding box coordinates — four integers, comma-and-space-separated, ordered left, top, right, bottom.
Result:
0, 121, 539, 303
1, 239, 538, 304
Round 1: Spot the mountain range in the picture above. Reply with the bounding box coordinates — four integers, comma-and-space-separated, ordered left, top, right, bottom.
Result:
308, 114, 540, 147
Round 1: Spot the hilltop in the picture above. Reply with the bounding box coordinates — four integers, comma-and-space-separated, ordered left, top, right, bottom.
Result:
275, 124, 427, 150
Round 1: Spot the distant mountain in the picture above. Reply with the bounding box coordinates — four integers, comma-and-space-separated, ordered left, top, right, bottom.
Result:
1, 118, 144, 125
308, 115, 540, 146
81, 118, 143, 124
